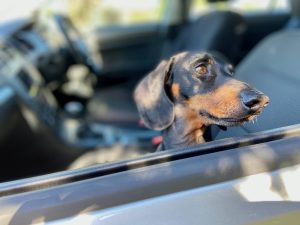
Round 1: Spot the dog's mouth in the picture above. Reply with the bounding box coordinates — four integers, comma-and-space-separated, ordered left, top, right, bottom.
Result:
199, 109, 264, 126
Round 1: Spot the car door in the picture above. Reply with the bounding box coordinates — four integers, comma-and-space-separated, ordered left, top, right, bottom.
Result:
1, 124, 300, 225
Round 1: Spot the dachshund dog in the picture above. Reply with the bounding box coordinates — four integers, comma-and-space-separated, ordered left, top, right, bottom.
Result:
134, 52, 269, 150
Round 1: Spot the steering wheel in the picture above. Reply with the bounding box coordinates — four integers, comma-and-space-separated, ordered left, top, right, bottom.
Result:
54, 14, 102, 76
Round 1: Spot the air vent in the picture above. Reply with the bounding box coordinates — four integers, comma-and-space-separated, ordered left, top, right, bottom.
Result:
12, 33, 34, 54
17, 69, 32, 90
0, 43, 12, 70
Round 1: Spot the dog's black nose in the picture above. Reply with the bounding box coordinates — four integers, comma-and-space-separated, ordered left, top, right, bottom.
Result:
240, 89, 265, 111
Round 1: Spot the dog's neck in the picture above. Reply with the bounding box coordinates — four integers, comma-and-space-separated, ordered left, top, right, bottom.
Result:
162, 105, 207, 150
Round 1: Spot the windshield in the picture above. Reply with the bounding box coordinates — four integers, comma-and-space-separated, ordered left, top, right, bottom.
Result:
0, 0, 44, 22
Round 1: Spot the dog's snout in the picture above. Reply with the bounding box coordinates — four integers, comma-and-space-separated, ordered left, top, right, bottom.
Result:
240, 89, 268, 111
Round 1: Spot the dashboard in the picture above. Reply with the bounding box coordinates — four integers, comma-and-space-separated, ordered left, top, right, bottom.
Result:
0, 20, 65, 133
0, 16, 105, 151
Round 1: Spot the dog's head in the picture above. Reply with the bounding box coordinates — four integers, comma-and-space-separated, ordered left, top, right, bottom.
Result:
134, 52, 269, 131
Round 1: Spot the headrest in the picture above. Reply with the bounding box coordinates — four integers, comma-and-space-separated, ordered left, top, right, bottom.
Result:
290, 0, 300, 19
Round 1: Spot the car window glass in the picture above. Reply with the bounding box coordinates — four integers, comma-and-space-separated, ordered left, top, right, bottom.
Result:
66, 0, 168, 31
190, 0, 290, 20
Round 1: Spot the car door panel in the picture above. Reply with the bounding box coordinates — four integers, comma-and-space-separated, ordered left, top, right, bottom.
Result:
1, 125, 300, 224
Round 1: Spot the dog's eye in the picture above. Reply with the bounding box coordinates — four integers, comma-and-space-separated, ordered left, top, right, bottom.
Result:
195, 64, 208, 76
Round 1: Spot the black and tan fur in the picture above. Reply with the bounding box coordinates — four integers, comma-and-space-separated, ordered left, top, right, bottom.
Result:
134, 52, 269, 150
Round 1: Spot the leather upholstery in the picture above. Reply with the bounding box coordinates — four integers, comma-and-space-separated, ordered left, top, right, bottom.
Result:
169, 11, 246, 62
217, 31, 300, 139
286, 0, 300, 29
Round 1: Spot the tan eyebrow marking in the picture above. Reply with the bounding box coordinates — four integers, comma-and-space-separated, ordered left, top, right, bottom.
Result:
171, 83, 180, 99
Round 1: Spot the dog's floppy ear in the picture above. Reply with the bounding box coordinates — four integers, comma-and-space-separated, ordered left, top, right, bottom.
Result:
134, 58, 175, 131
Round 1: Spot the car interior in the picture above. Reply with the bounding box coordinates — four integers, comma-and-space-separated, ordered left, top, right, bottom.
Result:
0, 0, 299, 183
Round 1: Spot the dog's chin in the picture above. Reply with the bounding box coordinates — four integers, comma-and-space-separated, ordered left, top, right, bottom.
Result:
215, 115, 257, 127
199, 110, 262, 127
